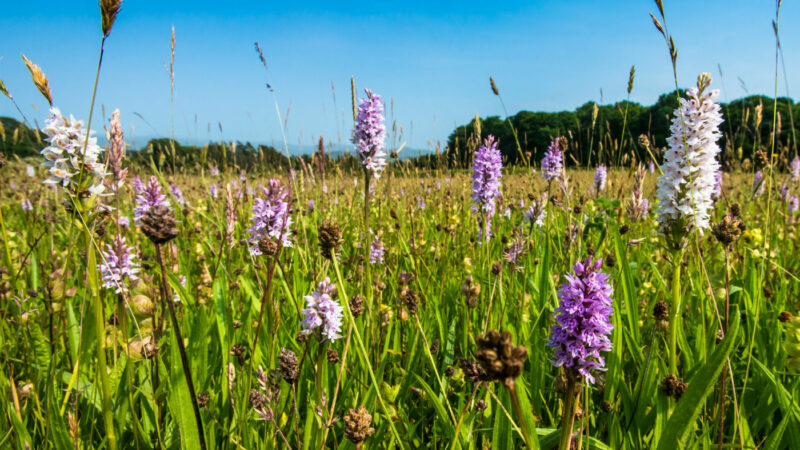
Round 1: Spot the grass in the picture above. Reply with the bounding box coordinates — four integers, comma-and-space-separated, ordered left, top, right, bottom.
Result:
0, 162, 798, 449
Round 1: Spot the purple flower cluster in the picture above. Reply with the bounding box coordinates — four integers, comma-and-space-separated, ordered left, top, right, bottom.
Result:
369, 236, 385, 265
594, 165, 607, 192
712, 170, 723, 200
248, 179, 293, 254
790, 195, 799, 216
504, 230, 527, 270
524, 192, 548, 227
132, 176, 145, 193
471, 135, 503, 241
792, 156, 800, 181
547, 258, 614, 384
352, 88, 387, 178
99, 236, 139, 294
134, 176, 170, 221
541, 137, 565, 181
300, 277, 344, 342
753, 170, 765, 197
780, 183, 790, 202
170, 184, 186, 207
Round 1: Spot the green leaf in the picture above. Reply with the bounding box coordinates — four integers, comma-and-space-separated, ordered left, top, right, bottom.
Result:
28, 322, 51, 370
168, 330, 202, 449
656, 308, 740, 450
412, 373, 456, 440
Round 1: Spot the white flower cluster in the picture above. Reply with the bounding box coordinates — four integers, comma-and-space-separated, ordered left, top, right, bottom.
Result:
656, 73, 722, 239
40, 107, 107, 196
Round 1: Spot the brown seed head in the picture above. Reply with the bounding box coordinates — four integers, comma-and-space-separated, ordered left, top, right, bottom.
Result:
21, 54, 53, 106
653, 300, 669, 320
459, 357, 487, 382
100, 0, 122, 38
660, 374, 688, 400
401, 287, 419, 316
343, 405, 375, 444
317, 220, 342, 260
327, 348, 340, 364
257, 235, 279, 257
197, 392, 210, 408
349, 294, 365, 318
475, 330, 528, 387
278, 348, 299, 384
140, 205, 179, 244
711, 214, 743, 247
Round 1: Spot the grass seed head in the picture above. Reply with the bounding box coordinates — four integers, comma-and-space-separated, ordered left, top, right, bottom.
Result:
100, 0, 122, 38
21, 54, 52, 106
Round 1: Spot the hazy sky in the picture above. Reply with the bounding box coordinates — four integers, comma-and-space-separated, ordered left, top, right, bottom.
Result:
1, 1, 797, 153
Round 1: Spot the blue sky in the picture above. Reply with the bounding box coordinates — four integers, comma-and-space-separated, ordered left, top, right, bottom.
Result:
1, 1, 798, 153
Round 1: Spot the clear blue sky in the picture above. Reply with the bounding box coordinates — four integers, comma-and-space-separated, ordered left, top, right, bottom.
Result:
1, 1, 797, 153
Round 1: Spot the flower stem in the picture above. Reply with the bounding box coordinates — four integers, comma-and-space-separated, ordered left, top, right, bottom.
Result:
558, 371, 578, 450
85, 228, 117, 450
669, 249, 684, 377
509, 383, 535, 449
154, 244, 206, 450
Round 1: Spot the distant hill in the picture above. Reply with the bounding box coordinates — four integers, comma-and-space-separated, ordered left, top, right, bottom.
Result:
446, 91, 800, 169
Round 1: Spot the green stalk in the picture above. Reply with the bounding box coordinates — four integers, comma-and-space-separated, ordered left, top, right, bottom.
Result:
509, 384, 535, 449
557, 371, 578, 450
668, 249, 684, 377
332, 259, 404, 447
85, 227, 117, 450
155, 244, 206, 450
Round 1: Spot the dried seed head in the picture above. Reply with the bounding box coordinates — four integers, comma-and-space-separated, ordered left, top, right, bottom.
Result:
461, 276, 481, 308
711, 213, 743, 247
257, 235, 279, 257
278, 348, 299, 384
627, 65, 635, 94
317, 220, 342, 260
100, 0, 122, 38
491, 261, 502, 275
474, 399, 487, 412
327, 348, 340, 364
475, 330, 528, 387
653, 301, 669, 320
343, 405, 375, 444
754, 148, 769, 169
349, 294, 365, 318
197, 392, 210, 408
489, 77, 499, 96
430, 338, 440, 355
21, 54, 52, 106
401, 287, 419, 316
779, 311, 794, 323
249, 389, 268, 409
398, 270, 416, 285
604, 253, 616, 268
459, 357, 487, 382
140, 205, 179, 244
660, 374, 688, 400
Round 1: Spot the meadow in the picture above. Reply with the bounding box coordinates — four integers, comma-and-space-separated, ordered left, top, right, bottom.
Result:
2, 1, 800, 449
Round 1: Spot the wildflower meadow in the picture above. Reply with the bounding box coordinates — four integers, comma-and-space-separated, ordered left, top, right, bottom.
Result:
1, 1, 800, 449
